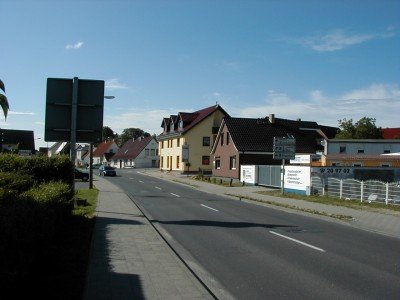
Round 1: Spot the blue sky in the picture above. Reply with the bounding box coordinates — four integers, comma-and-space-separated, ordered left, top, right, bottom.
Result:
1, 0, 399, 149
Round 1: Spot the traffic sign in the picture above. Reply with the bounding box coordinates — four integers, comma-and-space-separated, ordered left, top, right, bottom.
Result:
273, 137, 296, 160
273, 152, 295, 160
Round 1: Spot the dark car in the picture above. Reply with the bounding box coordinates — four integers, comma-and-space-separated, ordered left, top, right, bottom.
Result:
75, 168, 89, 182
99, 165, 116, 177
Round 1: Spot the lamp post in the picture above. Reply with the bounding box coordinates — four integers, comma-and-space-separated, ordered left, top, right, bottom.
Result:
89, 95, 115, 189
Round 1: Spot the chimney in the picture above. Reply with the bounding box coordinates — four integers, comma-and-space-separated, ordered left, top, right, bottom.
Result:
269, 114, 275, 124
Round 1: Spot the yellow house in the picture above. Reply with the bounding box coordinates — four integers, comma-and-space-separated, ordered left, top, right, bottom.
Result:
157, 104, 229, 173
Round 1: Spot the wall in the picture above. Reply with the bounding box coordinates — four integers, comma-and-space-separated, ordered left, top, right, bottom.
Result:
326, 140, 400, 155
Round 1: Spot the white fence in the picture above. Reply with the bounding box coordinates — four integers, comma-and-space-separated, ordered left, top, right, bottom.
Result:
311, 176, 400, 205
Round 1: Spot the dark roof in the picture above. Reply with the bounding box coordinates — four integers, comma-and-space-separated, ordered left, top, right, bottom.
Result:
318, 125, 339, 139
0, 129, 35, 151
112, 136, 154, 160
92, 140, 117, 157
222, 117, 335, 153
158, 104, 229, 138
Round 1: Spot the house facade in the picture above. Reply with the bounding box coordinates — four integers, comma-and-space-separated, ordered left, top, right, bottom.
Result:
111, 136, 159, 168
211, 115, 338, 180
157, 104, 229, 173
92, 140, 119, 165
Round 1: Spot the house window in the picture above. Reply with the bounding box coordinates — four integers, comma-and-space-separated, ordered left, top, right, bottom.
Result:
384, 150, 391, 154
145, 149, 150, 156
179, 120, 183, 129
226, 132, 230, 145
357, 149, 364, 154
177, 156, 180, 168
230, 156, 237, 170
352, 162, 363, 167
215, 158, 221, 169
202, 156, 210, 165
339, 146, 346, 153
151, 149, 156, 156
167, 156, 170, 168
169, 122, 174, 132
381, 163, 391, 167
161, 141, 164, 149
331, 162, 341, 167
221, 133, 224, 146
203, 137, 210, 146
177, 138, 180, 147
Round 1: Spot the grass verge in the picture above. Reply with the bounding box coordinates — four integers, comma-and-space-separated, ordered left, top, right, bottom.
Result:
226, 193, 354, 221
255, 190, 400, 213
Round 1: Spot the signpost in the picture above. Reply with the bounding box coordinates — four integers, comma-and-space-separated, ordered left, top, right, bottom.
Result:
45, 77, 105, 190
273, 137, 296, 194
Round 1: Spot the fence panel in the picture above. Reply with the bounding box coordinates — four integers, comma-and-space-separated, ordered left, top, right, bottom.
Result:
362, 180, 387, 204
341, 179, 362, 200
388, 183, 400, 204
327, 177, 341, 198
311, 176, 324, 195
258, 165, 281, 188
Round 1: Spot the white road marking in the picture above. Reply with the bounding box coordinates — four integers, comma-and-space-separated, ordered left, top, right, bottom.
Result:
139, 180, 144, 183
269, 231, 325, 252
129, 178, 135, 180
201, 204, 219, 212
170, 193, 180, 197
155, 187, 162, 190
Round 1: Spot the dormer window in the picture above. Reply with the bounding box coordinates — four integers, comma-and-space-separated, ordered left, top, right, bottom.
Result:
169, 122, 174, 132
179, 120, 183, 129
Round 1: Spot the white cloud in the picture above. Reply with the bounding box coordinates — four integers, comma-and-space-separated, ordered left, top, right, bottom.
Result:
105, 78, 128, 90
9, 111, 35, 115
232, 83, 400, 128
296, 29, 396, 52
66, 41, 84, 50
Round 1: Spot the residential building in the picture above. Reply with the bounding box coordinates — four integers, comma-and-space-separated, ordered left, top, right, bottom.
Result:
92, 140, 119, 165
0, 129, 35, 155
111, 136, 159, 168
157, 104, 229, 173
48, 142, 67, 157
382, 128, 400, 140
211, 114, 338, 179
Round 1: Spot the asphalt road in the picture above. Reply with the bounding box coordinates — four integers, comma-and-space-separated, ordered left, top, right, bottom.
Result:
103, 169, 399, 299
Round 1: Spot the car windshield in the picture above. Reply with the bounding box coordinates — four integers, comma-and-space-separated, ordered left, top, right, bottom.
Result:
104, 166, 114, 170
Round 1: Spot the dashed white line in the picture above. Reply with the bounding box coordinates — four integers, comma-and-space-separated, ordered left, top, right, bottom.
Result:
170, 193, 180, 197
269, 231, 325, 252
200, 204, 219, 212
155, 187, 162, 190
139, 180, 144, 183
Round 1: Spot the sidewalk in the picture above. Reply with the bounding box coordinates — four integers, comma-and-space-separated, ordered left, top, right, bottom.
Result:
84, 175, 213, 300
141, 169, 400, 239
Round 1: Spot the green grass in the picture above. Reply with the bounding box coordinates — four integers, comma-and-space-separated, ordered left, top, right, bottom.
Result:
74, 188, 99, 217
193, 176, 244, 187
255, 190, 400, 213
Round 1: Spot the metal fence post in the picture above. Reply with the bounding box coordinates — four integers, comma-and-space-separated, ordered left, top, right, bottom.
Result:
339, 179, 343, 199
360, 181, 364, 203
386, 182, 389, 205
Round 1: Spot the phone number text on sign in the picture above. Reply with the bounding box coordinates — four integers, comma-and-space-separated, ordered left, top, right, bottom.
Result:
318, 168, 352, 174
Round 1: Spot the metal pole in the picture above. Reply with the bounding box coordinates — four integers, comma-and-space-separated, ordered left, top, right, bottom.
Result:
281, 159, 285, 195
70, 77, 78, 164
89, 143, 94, 189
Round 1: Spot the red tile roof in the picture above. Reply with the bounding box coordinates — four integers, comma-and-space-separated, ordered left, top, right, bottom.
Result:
112, 136, 154, 160
382, 128, 400, 139
92, 140, 116, 157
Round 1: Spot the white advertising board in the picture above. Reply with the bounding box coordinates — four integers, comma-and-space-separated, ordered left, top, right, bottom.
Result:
284, 165, 311, 194
240, 165, 258, 184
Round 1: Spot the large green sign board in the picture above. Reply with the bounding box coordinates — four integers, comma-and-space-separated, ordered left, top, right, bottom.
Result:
45, 78, 105, 143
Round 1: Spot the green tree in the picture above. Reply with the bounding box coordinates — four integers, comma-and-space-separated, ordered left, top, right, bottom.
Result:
102, 126, 117, 141
0, 79, 10, 119
117, 128, 150, 147
335, 117, 383, 139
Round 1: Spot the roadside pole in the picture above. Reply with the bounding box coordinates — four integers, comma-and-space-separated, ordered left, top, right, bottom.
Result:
281, 159, 285, 195
70, 77, 79, 192
89, 143, 94, 189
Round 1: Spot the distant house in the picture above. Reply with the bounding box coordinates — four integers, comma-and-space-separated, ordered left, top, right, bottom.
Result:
0, 129, 35, 155
48, 142, 68, 157
157, 104, 229, 173
76, 144, 90, 167
111, 136, 159, 168
320, 139, 400, 167
211, 114, 337, 180
92, 140, 119, 165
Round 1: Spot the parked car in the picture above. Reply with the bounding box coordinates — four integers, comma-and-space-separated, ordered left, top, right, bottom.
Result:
99, 165, 116, 177
75, 168, 89, 182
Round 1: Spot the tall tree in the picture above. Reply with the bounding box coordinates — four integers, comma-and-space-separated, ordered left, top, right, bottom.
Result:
0, 79, 10, 119
102, 126, 117, 141
335, 117, 383, 139
117, 128, 150, 147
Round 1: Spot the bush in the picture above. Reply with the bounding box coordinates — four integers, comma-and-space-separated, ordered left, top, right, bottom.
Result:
0, 172, 35, 192
0, 181, 73, 288
0, 154, 73, 186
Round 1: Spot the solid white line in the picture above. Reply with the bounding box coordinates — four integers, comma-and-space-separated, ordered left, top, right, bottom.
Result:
155, 187, 162, 190
201, 204, 219, 212
269, 231, 325, 253
170, 193, 180, 197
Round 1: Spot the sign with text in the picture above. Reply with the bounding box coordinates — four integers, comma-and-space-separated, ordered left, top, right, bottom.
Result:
284, 165, 311, 195
273, 137, 296, 160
